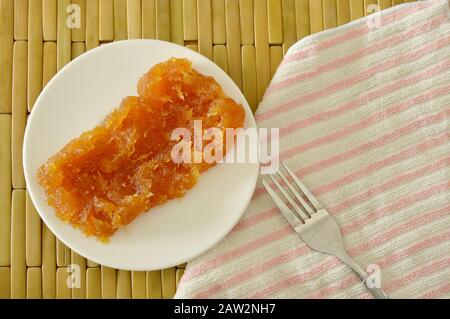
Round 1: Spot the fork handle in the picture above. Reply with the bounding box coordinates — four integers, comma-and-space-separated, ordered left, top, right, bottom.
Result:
337, 251, 390, 299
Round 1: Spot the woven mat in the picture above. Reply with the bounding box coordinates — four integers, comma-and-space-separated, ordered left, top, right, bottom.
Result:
0, 0, 417, 299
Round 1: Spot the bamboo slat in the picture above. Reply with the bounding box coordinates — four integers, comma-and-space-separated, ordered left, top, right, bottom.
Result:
146, 270, 162, 298
337, 0, 351, 25
71, 42, 86, 59
309, 0, 324, 34
212, 0, 226, 44
56, 240, 71, 267
57, 0, 72, 70
87, 268, 102, 298
239, 0, 253, 44
71, 0, 87, 42
101, 266, 117, 298
0, 267, 10, 298
128, 0, 142, 39
11, 190, 26, 299
170, 0, 184, 45
86, 0, 100, 50
183, 0, 198, 40
116, 270, 132, 298
42, 224, 56, 298
156, 0, 171, 40
197, 0, 213, 59
0, 0, 13, 113
0, 115, 11, 267
26, 192, 41, 267
12, 41, 27, 189
323, 0, 338, 29
114, 0, 128, 41
350, 0, 365, 19
254, 0, 270, 104
225, 0, 242, 88
43, 0, 57, 41
14, 0, 28, 40
56, 268, 71, 298
295, 0, 310, 40
27, 0, 43, 112
142, 0, 156, 39
282, 0, 296, 54
26, 267, 42, 299
213, 44, 228, 72
241, 45, 257, 112
132, 271, 147, 299
161, 268, 176, 299
378, 0, 392, 10
100, 0, 114, 41
270, 45, 283, 78
268, 0, 283, 44
42, 41, 57, 89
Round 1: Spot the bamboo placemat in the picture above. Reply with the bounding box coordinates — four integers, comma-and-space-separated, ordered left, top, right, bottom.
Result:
0, 0, 418, 299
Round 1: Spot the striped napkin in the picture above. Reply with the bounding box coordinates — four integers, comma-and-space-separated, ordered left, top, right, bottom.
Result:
176, 0, 450, 298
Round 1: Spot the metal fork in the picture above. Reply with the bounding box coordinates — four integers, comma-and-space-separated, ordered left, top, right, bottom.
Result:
261, 162, 389, 299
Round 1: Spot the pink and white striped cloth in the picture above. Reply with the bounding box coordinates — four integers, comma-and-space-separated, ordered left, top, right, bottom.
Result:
176, 0, 450, 298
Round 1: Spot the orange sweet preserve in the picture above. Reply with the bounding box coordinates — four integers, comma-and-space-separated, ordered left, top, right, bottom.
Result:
38, 58, 245, 241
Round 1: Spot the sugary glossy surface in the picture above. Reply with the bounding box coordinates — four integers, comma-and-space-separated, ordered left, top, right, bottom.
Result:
38, 58, 245, 240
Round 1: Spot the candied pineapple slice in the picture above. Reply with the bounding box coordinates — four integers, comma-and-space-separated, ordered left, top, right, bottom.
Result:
38, 58, 245, 240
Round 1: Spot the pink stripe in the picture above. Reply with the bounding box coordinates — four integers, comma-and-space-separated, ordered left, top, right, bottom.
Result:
384, 258, 450, 291
378, 232, 450, 269
249, 232, 450, 298
314, 131, 450, 196
341, 181, 450, 235
252, 105, 450, 204
347, 205, 450, 256
252, 120, 450, 202
232, 207, 278, 233
280, 1, 434, 64
193, 245, 311, 298
420, 282, 450, 299
329, 156, 450, 215
187, 205, 450, 298
280, 59, 450, 137
267, 14, 448, 94
296, 109, 450, 177
281, 85, 450, 160
314, 231, 450, 299
249, 258, 341, 299
180, 225, 293, 283
308, 276, 360, 299
256, 35, 450, 123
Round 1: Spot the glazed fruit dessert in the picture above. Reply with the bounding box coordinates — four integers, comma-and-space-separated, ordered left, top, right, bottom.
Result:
38, 58, 245, 241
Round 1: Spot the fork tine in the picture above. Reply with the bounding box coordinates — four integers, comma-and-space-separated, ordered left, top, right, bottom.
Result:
276, 169, 313, 218
269, 175, 307, 222
281, 162, 322, 211
261, 179, 304, 226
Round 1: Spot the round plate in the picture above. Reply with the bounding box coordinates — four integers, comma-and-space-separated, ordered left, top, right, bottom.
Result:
23, 40, 259, 271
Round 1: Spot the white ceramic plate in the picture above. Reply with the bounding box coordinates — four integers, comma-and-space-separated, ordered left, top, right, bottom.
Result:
23, 40, 259, 271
